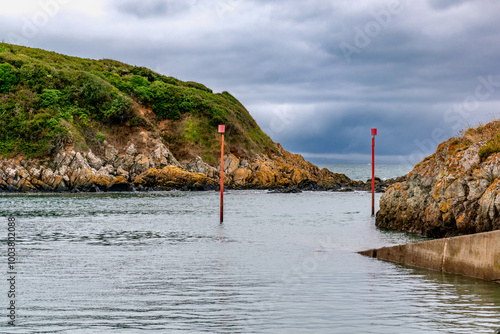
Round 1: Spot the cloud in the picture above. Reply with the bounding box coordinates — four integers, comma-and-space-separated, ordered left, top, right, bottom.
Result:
109, 0, 193, 19
428, 0, 472, 11
1, 0, 500, 163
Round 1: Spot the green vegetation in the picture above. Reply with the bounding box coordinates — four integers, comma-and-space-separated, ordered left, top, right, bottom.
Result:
0, 43, 275, 160
479, 134, 500, 160
445, 121, 500, 161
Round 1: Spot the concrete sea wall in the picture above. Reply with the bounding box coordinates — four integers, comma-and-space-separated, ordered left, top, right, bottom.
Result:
359, 230, 500, 282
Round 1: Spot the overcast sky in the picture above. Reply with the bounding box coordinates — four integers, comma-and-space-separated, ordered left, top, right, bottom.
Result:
2, 0, 500, 164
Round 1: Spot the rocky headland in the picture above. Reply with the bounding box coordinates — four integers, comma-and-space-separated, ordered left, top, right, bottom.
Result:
0, 138, 396, 193
377, 121, 500, 237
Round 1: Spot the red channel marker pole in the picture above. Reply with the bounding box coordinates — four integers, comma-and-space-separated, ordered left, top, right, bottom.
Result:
371, 128, 377, 216
219, 125, 225, 223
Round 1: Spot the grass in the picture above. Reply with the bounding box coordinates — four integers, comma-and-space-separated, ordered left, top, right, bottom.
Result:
448, 120, 500, 161
479, 134, 500, 160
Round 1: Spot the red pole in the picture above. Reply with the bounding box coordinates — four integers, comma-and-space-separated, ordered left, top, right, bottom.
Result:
371, 128, 377, 216
372, 136, 375, 216
219, 125, 225, 223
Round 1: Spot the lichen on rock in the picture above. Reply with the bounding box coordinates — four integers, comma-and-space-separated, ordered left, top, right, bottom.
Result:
377, 121, 500, 237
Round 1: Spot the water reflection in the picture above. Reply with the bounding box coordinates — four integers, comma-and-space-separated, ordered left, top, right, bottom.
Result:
369, 261, 500, 333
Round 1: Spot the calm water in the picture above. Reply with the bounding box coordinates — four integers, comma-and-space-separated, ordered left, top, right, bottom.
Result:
0, 186, 499, 332
317, 163, 414, 181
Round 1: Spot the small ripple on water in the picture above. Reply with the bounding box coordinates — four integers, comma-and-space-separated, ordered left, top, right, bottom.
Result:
0, 191, 499, 333
16, 230, 238, 246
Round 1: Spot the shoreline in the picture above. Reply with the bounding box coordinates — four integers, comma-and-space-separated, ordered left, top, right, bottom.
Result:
1, 145, 404, 195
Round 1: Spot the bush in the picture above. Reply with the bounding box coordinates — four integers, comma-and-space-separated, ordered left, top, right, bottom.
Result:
0, 63, 18, 93
185, 81, 212, 93
19, 63, 54, 92
131, 66, 158, 82
103, 72, 132, 94
79, 72, 112, 108
39, 89, 63, 108
135, 86, 151, 103
130, 75, 150, 88
149, 81, 183, 120
101, 90, 133, 122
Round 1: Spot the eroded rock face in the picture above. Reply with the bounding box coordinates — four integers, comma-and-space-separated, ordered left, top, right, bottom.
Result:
377, 143, 500, 237
0, 142, 387, 193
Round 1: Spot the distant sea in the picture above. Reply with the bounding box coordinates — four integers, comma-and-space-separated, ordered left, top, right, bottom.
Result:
317, 163, 414, 181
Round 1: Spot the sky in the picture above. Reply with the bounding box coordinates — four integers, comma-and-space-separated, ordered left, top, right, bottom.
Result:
1, 0, 500, 164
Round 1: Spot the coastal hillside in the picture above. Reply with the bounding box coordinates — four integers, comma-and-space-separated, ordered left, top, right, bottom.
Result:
0, 43, 366, 192
0, 43, 275, 161
377, 120, 500, 237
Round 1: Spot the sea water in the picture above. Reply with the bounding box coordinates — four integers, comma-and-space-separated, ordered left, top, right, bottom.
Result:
317, 163, 414, 181
0, 165, 498, 333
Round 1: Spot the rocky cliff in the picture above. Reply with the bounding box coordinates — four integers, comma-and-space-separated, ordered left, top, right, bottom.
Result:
0, 138, 372, 192
377, 121, 500, 237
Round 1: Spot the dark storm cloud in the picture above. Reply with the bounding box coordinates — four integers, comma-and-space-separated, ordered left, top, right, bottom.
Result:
2, 0, 500, 162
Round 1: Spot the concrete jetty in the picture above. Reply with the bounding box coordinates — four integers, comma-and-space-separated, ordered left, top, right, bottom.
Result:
359, 230, 500, 282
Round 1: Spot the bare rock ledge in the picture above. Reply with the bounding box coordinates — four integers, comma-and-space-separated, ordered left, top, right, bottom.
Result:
0, 143, 394, 193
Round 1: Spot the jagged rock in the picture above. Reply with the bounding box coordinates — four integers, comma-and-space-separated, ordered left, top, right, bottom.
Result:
105, 147, 119, 164
132, 154, 150, 175
41, 169, 56, 185
233, 168, 252, 186
152, 141, 179, 167
377, 134, 500, 237
5, 167, 17, 180
126, 144, 137, 157
184, 156, 212, 174
29, 167, 41, 179
98, 164, 114, 176
133, 167, 217, 191
86, 150, 104, 170
53, 175, 66, 191
69, 152, 91, 171
107, 176, 132, 192
116, 167, 129, 180
18, 179, 36, 191
224, 154, 240, 175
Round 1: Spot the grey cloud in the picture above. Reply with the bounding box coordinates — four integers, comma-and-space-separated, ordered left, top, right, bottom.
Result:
3, 0, 500, 162
429, 0, 472, 10
110, 0, 193, 19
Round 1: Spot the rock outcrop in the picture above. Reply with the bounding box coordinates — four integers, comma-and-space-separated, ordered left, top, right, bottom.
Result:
0, 141, 391, 193
377, 123, 500, 237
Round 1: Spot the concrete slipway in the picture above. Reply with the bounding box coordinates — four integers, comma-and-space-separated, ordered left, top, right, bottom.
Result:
359, 230, 500, 282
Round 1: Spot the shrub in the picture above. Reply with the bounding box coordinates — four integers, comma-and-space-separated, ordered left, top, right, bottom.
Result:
39, 89, 63, 108
135, 86, 151, 103
102, 91, 133, 122
103, 72, 132, 94
130, 75, 150, 88
19, 63, 54, 92
149, 81, 183, 120
0, 63, 18, 93
185, 81, 212, 93
96, 132, 105, 143
79, 72, 112, 108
